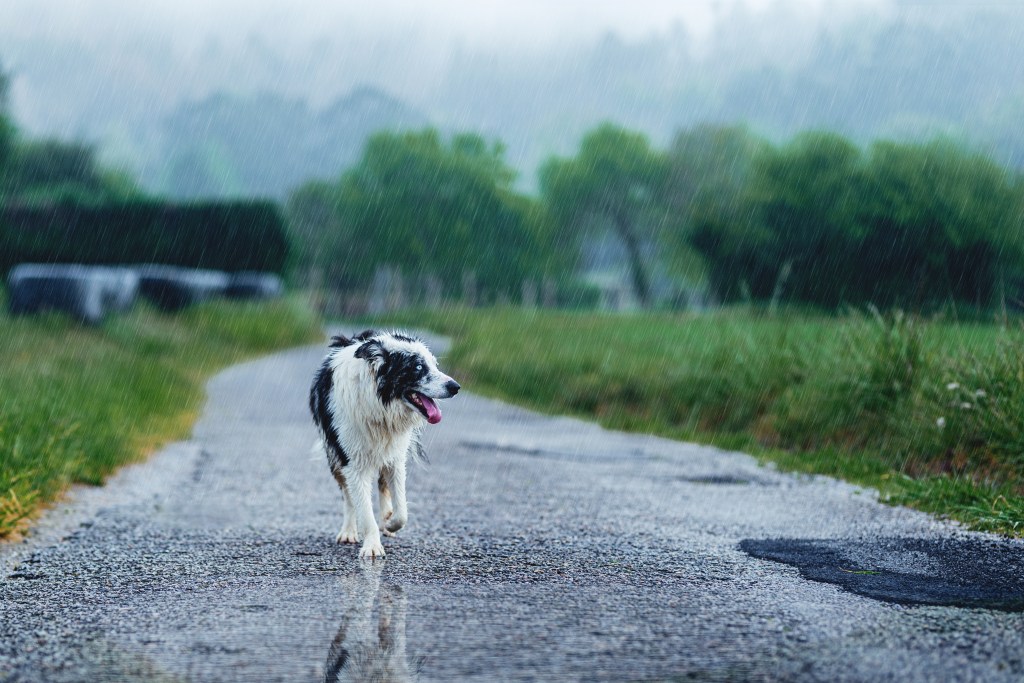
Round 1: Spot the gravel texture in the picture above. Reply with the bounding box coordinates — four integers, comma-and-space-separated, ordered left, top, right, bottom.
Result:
2, 336, 1023, 682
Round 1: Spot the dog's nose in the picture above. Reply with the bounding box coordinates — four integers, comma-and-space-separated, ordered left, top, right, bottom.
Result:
445, 380, 461, 396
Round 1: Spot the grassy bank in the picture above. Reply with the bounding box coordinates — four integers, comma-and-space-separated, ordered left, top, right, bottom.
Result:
371, 307, 1024, 535
0, 297, 321, 539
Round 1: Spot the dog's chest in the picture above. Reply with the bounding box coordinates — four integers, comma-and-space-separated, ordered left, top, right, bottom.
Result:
338, 422, 413, 468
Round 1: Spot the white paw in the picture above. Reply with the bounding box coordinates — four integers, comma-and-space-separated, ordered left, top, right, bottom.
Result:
380, 526, 396, 538
336, 528, 359, 544
385, 515, 407, 534
360, 539, 386, 560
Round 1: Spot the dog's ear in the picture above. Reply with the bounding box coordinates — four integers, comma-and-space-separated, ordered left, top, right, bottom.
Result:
354, 339, 386, 371
353, 329, 377, 342
329, 335, 352, 348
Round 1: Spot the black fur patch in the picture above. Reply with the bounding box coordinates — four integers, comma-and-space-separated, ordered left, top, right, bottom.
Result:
329, 329, 376, 349
391, 332, 418, 344
375, 349, 428, 404
354, 339, 385, 364
309, 357, 348, 468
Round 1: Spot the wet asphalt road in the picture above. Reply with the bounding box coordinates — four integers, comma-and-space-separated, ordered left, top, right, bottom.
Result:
2, 336, 1024, 682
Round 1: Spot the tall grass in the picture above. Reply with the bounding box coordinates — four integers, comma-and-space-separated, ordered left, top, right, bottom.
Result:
0, 297, 321, 538
373, 307, 1024, 535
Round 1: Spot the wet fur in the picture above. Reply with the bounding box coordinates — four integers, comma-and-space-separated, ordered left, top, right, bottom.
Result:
309, 330, 458, 559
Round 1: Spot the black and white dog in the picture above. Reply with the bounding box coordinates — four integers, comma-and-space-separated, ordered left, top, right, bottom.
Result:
309, 330, 459, 559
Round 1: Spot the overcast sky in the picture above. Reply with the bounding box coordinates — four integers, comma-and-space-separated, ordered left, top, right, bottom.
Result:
0, 0, 892, 50
0, 0, 896, 123
3, 0, 1019, 193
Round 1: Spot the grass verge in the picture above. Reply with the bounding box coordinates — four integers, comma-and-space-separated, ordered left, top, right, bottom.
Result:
0, 296, 321, 539
368, 306, 1024, 536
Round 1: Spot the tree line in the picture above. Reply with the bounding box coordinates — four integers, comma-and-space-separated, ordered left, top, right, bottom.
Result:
291, 123, 1024, 312
5, 53, 1022, 313
0, 69, 287, 276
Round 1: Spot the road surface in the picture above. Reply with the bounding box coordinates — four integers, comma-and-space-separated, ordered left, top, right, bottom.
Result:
2, 335, 1023, 682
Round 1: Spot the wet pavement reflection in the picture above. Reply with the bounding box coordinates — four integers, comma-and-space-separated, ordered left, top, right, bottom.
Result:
323, 566, 415, 683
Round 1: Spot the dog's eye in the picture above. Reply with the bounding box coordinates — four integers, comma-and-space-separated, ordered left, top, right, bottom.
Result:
416, 364, 423, 371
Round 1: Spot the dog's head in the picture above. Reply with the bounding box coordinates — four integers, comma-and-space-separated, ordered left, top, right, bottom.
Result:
332, 330, 460, 424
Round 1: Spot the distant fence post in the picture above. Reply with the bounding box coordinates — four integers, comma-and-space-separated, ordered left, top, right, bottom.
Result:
462, 270, 478, 307
368, 265, 405, 314
424, 275, 444, 309
521, 279, 537, 309
541, 277, 557, 308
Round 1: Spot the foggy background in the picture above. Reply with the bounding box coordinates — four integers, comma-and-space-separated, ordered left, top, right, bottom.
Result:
2, 0, 1021, 199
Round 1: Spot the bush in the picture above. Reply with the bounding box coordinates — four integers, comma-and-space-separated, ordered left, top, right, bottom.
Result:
0, 200, 290, 276
686, 134, 1024, 311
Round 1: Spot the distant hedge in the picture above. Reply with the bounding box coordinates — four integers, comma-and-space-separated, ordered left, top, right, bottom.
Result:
0, 201, 289, 275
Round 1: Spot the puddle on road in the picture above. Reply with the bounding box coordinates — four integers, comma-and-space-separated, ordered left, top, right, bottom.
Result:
674, 474, 777, 486
458, 439, 668, 463
322, 568, 416, 683
740, 537, 1024, 611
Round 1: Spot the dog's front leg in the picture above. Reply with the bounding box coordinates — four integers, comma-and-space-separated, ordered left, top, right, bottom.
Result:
345, 468, 385, 560
336, 485, 359, 544
378, 471, 394, 534
384, 460, 407, 535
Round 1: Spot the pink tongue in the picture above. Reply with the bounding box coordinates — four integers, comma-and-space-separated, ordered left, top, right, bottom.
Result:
421, 395, 442, 424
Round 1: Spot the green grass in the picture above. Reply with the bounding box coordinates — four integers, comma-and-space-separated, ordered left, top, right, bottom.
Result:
0, 297, 321, 539
368, 306, 1024, 536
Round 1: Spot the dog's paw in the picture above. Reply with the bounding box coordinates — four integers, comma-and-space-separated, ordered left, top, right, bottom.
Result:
336, 528, 359, 544
359, 539, 386, 560
385, 515, 406, 534
380, 526, 396, 538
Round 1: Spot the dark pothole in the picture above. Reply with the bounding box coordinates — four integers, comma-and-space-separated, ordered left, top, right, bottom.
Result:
740, 537, 1024, 611
675, 474, 769, 486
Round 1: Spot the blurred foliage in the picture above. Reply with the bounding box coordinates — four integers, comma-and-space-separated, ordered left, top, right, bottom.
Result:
0, 294, 322, 539
2, 139, 142, 206
373, 306, 1024, 535
0, 67, 15, 197
686, 131, 1024, 310
290, 120, 1024, 313
288, 128, 566, 301
540, 124, 672, 307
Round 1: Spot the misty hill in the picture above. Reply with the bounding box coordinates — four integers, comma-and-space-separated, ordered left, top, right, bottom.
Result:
438, 9, 1024, 179
142, 87, 429, 199
3, 3, 1024, 198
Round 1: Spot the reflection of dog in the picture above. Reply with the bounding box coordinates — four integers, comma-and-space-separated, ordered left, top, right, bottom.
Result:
323, 570, 416, 683
310, 331, 459, 559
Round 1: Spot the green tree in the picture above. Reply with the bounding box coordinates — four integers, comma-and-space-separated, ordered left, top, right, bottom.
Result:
4, 139, 142, 205
0, 66, 15, 186
664, 124, 768, 284
288, 129, 558, 302
857, 139, 1024, 308
689, 132, 865, 305
540, 124, 670, 308
688, 131, 1024, 310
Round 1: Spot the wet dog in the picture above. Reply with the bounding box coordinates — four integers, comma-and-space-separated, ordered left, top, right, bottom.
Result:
309, 331, 459, 559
